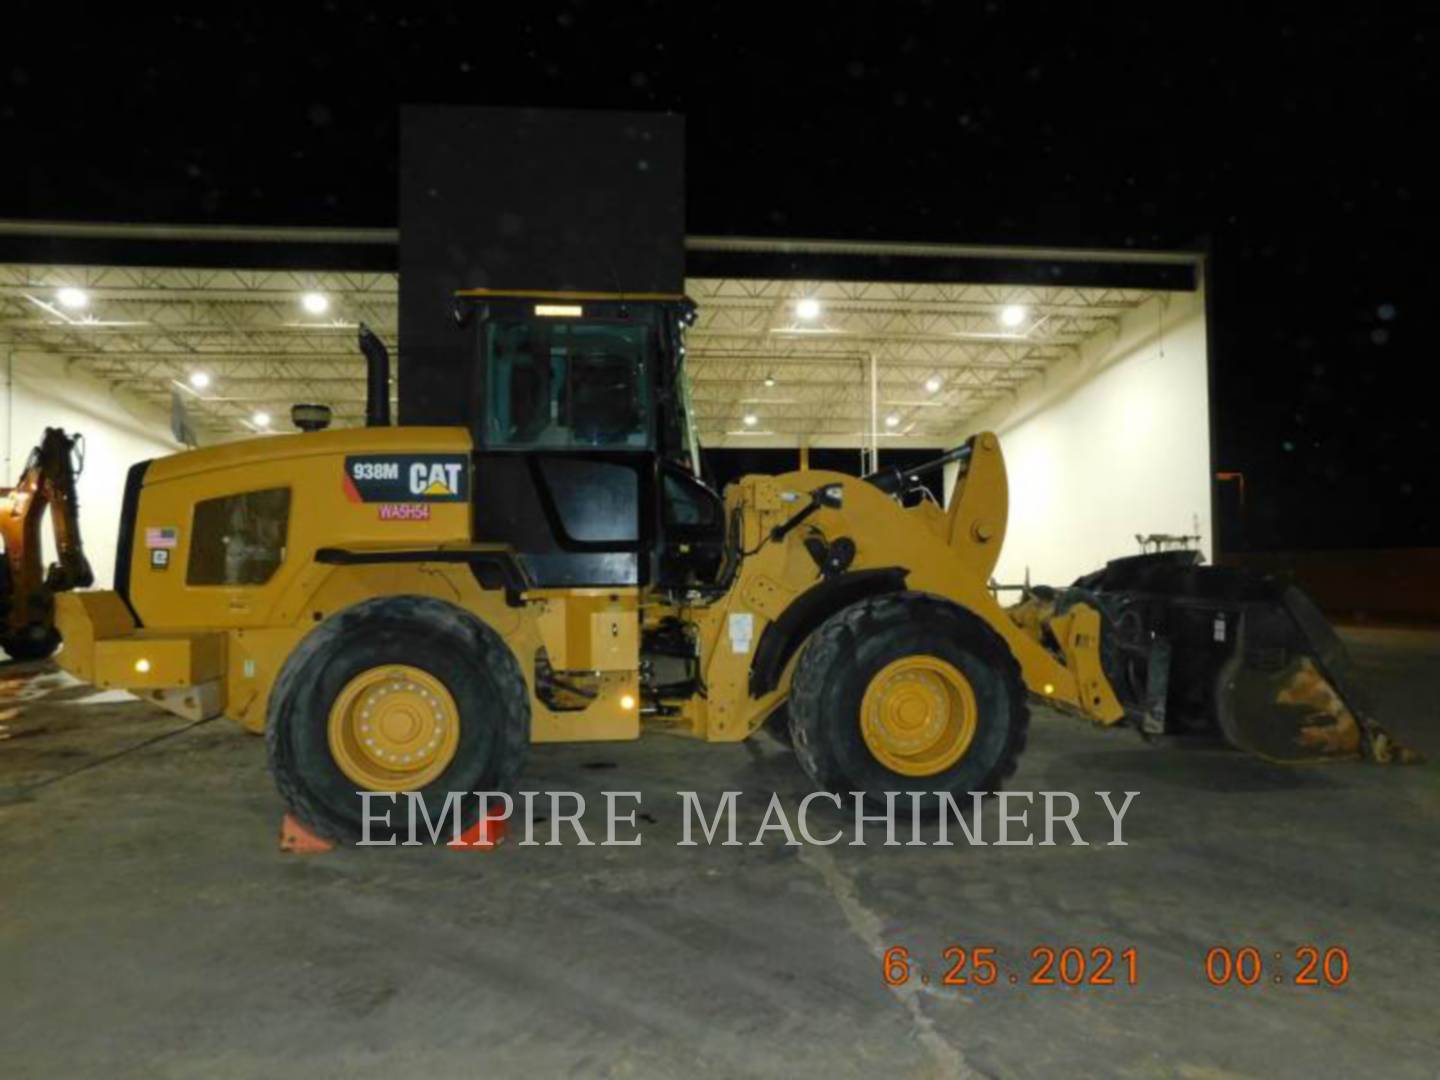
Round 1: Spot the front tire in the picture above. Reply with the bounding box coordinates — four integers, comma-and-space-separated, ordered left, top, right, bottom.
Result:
789, 592, 1028, 810
763, 704, 794, 747
266, 595, 530, 842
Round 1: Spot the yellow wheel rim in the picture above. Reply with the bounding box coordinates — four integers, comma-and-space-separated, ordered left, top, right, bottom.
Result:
327, 665, 460, 791
860, 656, 978, 777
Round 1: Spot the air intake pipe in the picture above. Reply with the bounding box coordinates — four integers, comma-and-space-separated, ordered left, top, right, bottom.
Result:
358, 323, 392, 427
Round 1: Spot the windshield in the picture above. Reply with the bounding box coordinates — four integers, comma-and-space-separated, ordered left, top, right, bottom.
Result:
483, 318, 652, 449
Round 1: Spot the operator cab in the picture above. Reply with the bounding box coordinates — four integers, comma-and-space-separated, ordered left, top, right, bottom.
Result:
456, 290, 725, 590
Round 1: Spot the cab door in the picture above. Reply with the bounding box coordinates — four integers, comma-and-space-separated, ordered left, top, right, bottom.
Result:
469, 311, 657, 587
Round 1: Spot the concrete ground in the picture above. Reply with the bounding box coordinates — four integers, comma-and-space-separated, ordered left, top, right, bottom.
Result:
2, 628, 1437, 1079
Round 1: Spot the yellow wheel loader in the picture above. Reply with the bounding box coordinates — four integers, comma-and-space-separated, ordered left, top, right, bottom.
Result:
54, 290, 1128, 840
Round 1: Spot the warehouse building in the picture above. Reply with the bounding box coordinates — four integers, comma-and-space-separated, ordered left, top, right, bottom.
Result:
2, 220, 1436, 1079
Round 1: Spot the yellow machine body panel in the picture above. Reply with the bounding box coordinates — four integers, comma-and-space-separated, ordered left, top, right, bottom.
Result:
93, 630, 226, 690
53, 590, 135, 684
653, 432, 1122, 744
122, 426, 473, 632
532, 589, 640, 672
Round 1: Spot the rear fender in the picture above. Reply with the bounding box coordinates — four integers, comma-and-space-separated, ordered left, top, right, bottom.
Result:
228, 561, 535, 733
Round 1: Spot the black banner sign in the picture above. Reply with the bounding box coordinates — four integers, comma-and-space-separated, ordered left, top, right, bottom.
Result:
343, 454, 470, 503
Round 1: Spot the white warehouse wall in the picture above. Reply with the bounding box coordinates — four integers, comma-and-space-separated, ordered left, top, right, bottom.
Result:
948, 287, 1211, 587
2, 351, 181, 589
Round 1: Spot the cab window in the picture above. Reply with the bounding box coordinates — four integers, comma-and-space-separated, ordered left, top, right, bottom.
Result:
186, 488, 291, 586
484, 319, 652, 449
662, 469, 721, 528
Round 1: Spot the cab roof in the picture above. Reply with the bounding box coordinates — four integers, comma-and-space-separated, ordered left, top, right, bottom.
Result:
453, 287, 691, 304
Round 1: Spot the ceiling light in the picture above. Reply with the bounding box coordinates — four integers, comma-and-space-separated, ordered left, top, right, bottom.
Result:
743, 413, 758, 427
925, 376, 942, 393
795, 297, 821, 320
188, 371, 211, 390
301, 292, 330, 315
885, 414, 900, 428
56, 286, 89, 310
1000, 304, 1026, 327
763, 375, 777, 387
252, 411, 272, 428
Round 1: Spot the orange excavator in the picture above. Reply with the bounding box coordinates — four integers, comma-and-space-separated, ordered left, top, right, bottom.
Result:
0, 427, 93, 661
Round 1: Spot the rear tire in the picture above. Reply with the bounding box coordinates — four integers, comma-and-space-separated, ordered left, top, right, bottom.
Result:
789, 591, 1028, 811
266, 595, 529, 842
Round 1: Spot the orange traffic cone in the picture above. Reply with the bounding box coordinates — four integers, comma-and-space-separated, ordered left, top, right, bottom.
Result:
448, 812, 508, 851
278, 813, 336, 854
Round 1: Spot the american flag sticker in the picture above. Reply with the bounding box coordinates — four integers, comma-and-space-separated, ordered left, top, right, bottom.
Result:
145, 526, 178, 550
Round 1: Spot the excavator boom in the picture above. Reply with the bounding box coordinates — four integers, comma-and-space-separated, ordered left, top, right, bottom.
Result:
0, 427, 94, 661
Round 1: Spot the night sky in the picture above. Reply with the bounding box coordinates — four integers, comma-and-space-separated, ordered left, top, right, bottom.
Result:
2, 5, 1434, 551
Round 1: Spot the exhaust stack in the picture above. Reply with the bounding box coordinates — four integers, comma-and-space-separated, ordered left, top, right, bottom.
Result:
358, 323, 392, 427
